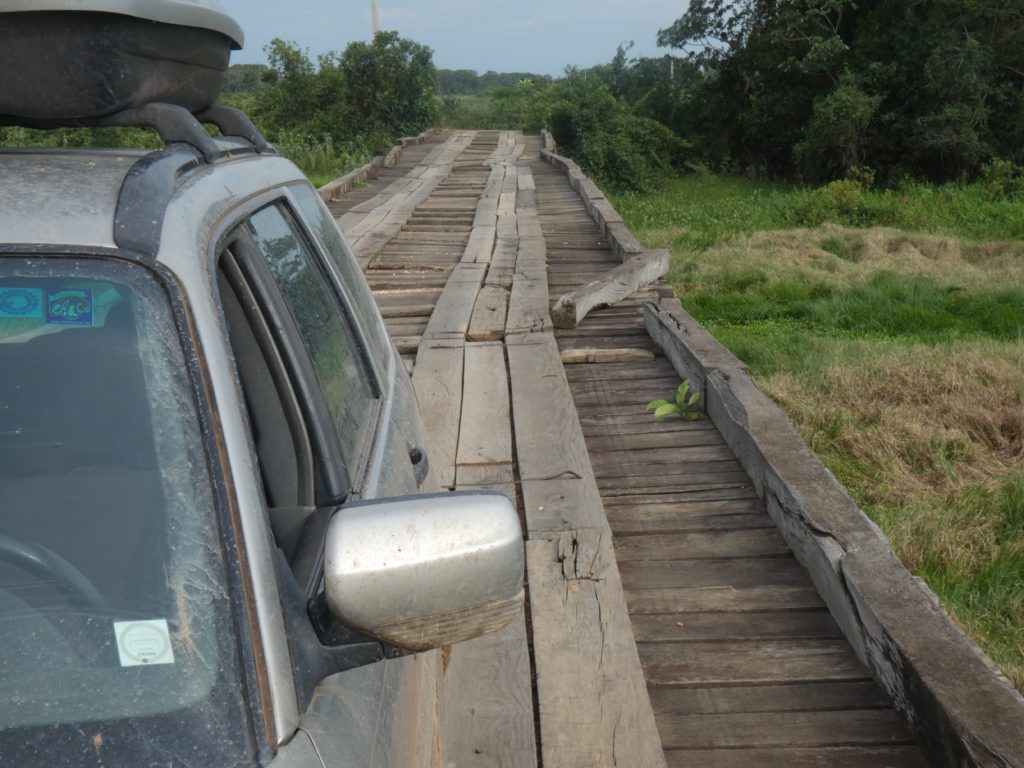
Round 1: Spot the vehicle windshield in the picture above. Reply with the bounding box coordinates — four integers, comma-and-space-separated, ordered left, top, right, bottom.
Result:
0, 257, 257, 766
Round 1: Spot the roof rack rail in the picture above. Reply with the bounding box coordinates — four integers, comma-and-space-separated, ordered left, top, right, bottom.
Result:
0, 102, 274, 163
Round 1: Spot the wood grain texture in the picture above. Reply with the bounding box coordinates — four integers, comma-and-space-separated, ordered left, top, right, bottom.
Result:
650, 681, 891, 716
441, 613, 538, 768
656, 709, 914, 750
632, 610, 843, 643
560, 347, 656, 364
467, 284, 509, 341
527, 530, 667, 768
664, 746, 928, 768
507, 333, 592, 482
410, 340, 464, 490
638, 639, 869, 687
422, 262, 487, 339
551, 251, 670, 329
457, 342, 512, 468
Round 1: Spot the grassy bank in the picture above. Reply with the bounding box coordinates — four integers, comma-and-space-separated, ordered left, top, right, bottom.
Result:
613, 175, 1024, 688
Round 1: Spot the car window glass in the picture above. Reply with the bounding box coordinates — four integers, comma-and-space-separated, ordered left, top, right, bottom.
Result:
290, 184, 391, 364
244, 204, 376, 478
0, 259, 255, 765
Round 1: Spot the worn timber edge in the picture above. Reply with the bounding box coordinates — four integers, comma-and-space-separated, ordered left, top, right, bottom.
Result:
551, 250, 670, 329
540, 142, 670, 328
644, 297, 1024, 768
539, 146, 644, 263
316, 128, 435, 202
540, 128, 556, 153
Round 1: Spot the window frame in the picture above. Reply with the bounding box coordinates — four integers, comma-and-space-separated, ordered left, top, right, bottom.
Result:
208, 191, 384, 504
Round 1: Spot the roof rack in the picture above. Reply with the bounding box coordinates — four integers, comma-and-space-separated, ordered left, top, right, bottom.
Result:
0, 102, 274, 163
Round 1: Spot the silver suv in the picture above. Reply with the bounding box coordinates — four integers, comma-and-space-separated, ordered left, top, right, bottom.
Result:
0, 3, 524, 766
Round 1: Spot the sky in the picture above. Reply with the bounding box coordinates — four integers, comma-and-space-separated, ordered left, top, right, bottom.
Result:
220, 0, 686, 76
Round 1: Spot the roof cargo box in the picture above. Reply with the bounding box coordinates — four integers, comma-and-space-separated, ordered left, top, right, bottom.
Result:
0, 1, 244, 121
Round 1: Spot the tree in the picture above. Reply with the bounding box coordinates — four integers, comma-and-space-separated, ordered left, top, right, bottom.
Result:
335, 31, 438, 137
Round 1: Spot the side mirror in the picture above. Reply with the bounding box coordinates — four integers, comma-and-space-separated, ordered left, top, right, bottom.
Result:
323, 491, 525, 652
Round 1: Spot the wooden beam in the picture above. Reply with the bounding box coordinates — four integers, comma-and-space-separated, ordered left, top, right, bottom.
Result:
551, 251, 670, 329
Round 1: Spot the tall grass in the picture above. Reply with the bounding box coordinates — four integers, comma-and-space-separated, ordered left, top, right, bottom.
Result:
617, 174, 1024, 688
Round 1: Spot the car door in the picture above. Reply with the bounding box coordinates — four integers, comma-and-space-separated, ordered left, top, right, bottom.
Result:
213, 196, 441, 768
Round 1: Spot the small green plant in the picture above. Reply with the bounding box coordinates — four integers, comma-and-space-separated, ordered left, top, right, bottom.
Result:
646, 380, 702, 421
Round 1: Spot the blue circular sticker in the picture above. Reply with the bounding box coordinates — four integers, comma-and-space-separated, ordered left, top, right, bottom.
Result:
0, 289, 40, 317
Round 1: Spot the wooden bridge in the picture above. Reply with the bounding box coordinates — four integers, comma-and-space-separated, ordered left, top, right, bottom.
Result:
321, 130, 1024, 767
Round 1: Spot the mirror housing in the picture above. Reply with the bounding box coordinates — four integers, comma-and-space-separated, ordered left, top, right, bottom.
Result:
324, 492, 524, 652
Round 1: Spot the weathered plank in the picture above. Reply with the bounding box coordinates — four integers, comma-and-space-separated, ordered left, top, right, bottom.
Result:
632, 610, 843, 643
664, 746, 928, 768
410, 340, 464, 490
639, 640, 869, 687
507, 333, 591, 482
560, 347, 656, 364
456, 341, 512, 469
625, 584, 827, 615
650, 681, 891, 716
551, 251, 670, 329
527, 529, 667, 768
619, 557, 810, 591
441, 613, 537, 768
519, 476, 608, 533
656, 710, 913, 750
463, 225, 496, 263
467, 284, 509, 342
614, 529, 791, 561
422, 262, 487, 339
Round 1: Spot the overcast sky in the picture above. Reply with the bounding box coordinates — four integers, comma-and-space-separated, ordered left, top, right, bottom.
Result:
220, 0, 686, 76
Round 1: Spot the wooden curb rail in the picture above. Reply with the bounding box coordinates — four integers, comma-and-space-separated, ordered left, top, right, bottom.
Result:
316, 128, 435, 203
644, 298, 1024, 768
539, 143, 670, 328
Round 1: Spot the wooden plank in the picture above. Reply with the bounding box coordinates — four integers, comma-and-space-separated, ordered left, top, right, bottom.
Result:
441, 612, 538, 768
456, 341, 512, 468
632, 610, 843, 643
467, 284, 509, 342
638, 640, 869, 687
551, 251, 670, 329
589, 445, 739, 466
410, 340, 464, 490
519, 477, 608, 533
664, 746, 927, 768
626, 584, 827, 615
586, 432, 731, 452
605, 503, 772, 535
560, 347, 656, 364
650, 681, 891, 716
422, 262, 486, 339
463, 225, 496, 263
507, 333, 591, 482
656, 710, 913, 750
527, 530, 667, 768
619, 557, 810, 591
505, 238, 552, 334
456, 463, 515, 487
614, 529, 791, 561
596, 470, 752, 492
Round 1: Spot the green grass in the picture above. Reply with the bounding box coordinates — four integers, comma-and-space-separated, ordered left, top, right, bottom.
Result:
611, 174, 1024, 251
617, 172, 1024, 688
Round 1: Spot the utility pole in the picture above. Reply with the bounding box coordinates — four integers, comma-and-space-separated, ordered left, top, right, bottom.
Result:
371, 0, 380, 35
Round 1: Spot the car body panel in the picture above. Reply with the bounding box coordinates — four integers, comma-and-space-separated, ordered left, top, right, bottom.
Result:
0, 149, 142, 247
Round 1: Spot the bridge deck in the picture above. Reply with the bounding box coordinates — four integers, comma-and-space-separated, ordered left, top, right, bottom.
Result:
331, 130, 928, 767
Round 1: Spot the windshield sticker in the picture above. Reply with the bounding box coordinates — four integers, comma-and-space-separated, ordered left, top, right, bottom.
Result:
46, 288, 94, 326
113, 619, 175, 667
0, 287, 43, 319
